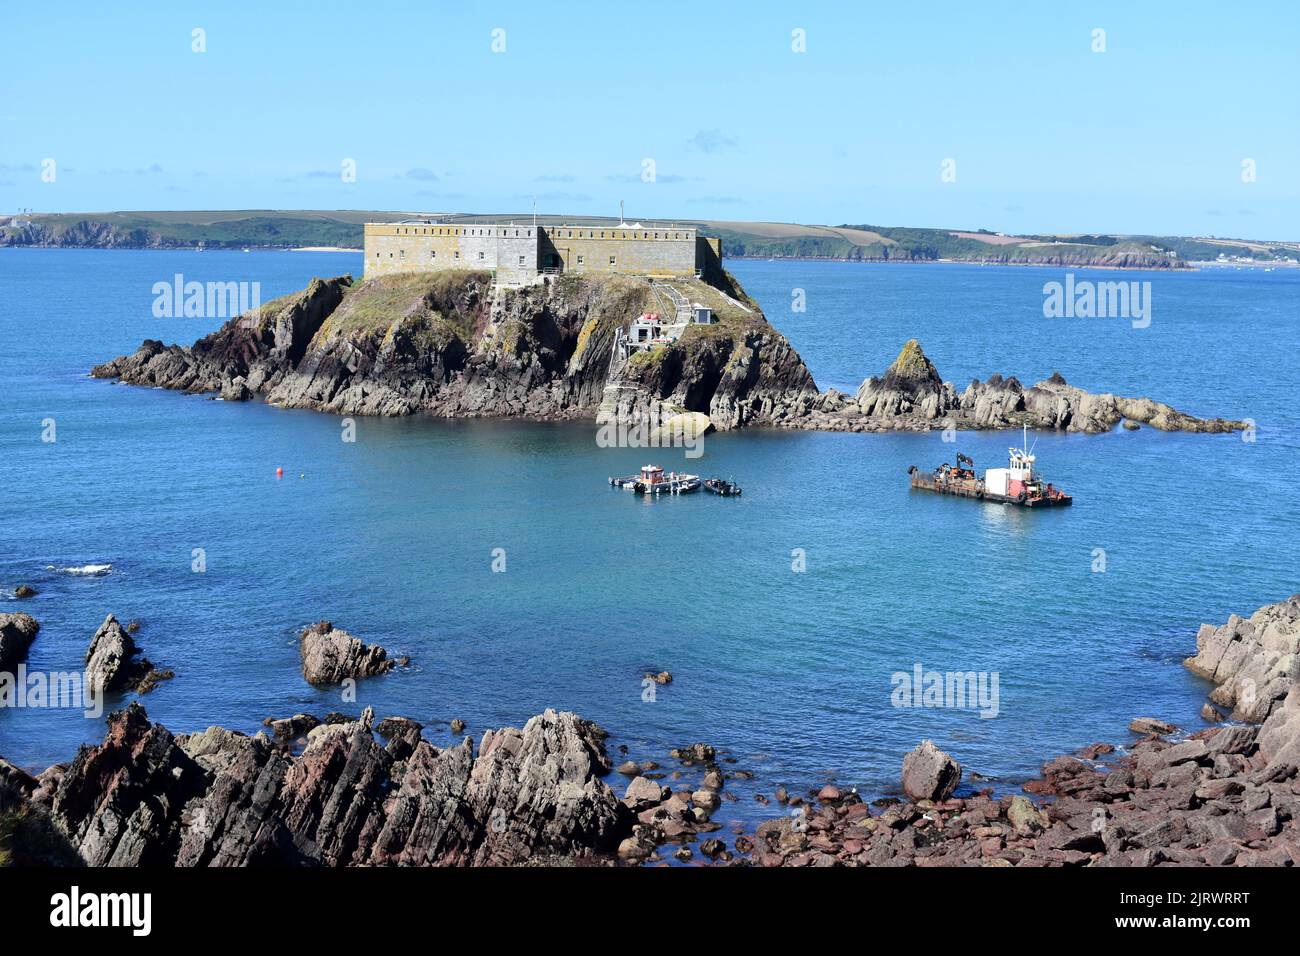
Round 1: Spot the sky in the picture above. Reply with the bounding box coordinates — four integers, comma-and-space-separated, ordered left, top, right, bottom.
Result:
2, 1, 1298, 239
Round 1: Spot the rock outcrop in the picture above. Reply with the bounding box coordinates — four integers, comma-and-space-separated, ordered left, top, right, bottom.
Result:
0, 613, 39, 672
299, 620, 398, 685
84, 614, 172, 694
93, 271, 812, 431
93, 273, 1240, 437
802, 340, 1245, 434
1185, 595, 1300, 725
901, 739, 963, 801
28, 702, 629, 867
1185, 595, 1300, 775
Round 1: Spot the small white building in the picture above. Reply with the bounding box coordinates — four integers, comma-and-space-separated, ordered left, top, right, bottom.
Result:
691, 303, 715, 324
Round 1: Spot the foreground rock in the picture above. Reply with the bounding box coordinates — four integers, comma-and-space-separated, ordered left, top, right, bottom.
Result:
17, 703, 630, 867
737, 720, 1299, 867
901, 739, 962, 801
733, 595, 1300, 867
84, 614, 173, 694
1185, 594, 1299, 724
299, 620, 398, 685
0, 613, 39, 672
92, 273, 1239, 436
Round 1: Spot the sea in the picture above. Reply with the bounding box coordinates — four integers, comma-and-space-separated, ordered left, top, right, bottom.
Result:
2, 247, 1297, 831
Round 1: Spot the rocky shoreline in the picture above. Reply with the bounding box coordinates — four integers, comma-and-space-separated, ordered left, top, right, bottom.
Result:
2, 595, 1296, 867
90, 271, 1244, 436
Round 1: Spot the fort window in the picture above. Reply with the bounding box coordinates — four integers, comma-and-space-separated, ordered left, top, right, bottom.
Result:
518, 256, 525, 266
455, 251, 460, 259
609, 255, 616, 266
478, 251, 485, 260
399, 250, 405, 259
577, 255, 584, 265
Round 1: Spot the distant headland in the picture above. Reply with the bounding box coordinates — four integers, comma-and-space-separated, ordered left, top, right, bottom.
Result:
4, 209, 1299, 269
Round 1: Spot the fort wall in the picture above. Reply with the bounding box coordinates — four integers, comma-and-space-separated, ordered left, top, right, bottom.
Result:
363, 220, 711, 281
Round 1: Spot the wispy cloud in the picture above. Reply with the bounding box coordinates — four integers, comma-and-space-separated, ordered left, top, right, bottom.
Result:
687, 195, 744, 205
687, 129, 737, 153
406, 167, 439, 181
535, 174, 575, 183
511, 191, 592, 203
96, 164, 165, 176
606, 172, 689, 184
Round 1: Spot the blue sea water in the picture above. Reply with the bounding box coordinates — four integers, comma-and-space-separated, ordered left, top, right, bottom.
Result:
2, 248, 1298, 828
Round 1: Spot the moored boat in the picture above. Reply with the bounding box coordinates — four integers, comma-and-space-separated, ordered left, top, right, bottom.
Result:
907, 428, 1072, 508
609, 464, 701, 495
703, 477, 743, 497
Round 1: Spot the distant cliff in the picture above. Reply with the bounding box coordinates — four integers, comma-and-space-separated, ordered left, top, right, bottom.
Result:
92, 271, 1243, 435
8, 211, 1299, 265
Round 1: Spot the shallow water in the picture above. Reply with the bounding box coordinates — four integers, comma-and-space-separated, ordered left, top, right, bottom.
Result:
2, 249, 1297, 830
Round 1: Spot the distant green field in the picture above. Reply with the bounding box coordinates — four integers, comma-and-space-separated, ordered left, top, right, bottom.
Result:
2, 209, 1296, 265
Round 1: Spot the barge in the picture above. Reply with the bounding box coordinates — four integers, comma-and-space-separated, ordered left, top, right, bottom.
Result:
908, 430, 1072, 508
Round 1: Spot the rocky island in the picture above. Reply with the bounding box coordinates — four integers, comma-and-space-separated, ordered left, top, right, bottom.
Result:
92, 270, 1243, 436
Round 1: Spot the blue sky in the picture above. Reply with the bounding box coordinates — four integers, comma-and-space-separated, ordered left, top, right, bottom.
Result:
2, 1, 1297, 238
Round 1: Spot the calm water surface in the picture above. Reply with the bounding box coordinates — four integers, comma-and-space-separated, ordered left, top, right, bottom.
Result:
2, 249, 1297, 828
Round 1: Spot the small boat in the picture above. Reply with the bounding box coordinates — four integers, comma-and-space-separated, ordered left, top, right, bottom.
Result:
609, 464, 701, 495
907, 427, 1072, 508
703, 478, 742, 497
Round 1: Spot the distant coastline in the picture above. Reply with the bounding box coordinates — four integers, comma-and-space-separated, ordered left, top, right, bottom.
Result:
3, 210, 1297, 270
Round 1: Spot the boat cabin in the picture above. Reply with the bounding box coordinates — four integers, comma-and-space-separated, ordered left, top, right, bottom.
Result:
985, 447, 1036, 498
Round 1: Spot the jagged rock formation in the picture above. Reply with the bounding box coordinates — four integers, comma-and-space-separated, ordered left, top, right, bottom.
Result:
0, 613, 40, 672
24, 703, 630, 867
93, 270, 811, 431
84, 613, 172, 694
299, 621, 398, 685
94, 272, 1242, 436
1186, 595, 1300, 765
800, 339, 1244, 434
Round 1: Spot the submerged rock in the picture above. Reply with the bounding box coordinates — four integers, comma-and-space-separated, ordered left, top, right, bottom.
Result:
1129, 717, 1178, 736
13, 585, 37, 599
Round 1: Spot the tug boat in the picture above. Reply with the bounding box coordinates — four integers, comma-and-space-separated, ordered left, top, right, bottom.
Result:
908, 428, 1072, 508
609, 464, 701, 495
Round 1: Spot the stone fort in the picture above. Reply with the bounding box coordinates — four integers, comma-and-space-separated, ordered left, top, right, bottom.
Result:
364, 218, 722, 284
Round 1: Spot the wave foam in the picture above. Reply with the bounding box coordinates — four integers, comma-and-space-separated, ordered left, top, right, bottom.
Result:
46, 563, 113, 576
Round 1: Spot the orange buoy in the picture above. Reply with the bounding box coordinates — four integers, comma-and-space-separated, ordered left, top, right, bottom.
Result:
276, 467, 283, 478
